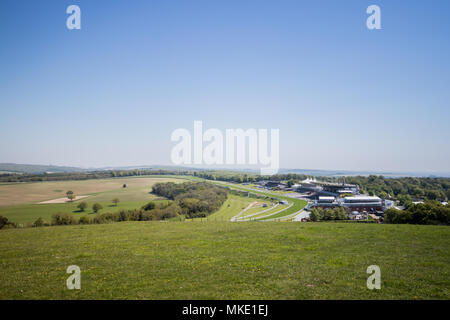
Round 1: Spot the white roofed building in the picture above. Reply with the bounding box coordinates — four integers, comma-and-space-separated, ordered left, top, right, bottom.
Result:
342, 195, 382, 212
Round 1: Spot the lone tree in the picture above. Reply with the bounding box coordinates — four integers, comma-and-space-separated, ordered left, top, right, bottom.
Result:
33, 217, 44, 227
92, 203, 103, 213
66, 190, 75, 202
112, 198, 120, 206
123, 184, 127, 188
0, 216, 9, 230
77, 201, 88, 212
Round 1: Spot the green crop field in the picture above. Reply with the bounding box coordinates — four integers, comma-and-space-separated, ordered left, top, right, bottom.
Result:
0, 221, 448, 299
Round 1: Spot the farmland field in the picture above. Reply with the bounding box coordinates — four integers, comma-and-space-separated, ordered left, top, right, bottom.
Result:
0, 221, 448, 299
0, 176, 190, 224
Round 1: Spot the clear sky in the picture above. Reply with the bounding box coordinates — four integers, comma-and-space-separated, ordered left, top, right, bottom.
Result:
1, 0, 449, 173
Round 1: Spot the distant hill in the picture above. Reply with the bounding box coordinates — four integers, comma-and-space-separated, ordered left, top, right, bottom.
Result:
0, 163, 84, 174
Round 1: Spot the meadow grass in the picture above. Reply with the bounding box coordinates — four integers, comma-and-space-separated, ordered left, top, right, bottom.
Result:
0, 221, 448, 299
200, 195, 256, 221
241, 204, 289, 220
239, 200, 275, 216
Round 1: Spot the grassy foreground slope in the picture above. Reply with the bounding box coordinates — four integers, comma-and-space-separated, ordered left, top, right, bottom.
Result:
0, 222, 448, 299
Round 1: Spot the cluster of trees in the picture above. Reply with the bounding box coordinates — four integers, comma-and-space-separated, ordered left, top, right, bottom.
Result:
0, 216, 16, 230
152, 182, 228, 218
78, 203, 182, 224
2, 203, 184, 229
195, 171, 307, 184
133, 202, 181, 221
50, 213, 77, 225
42, 203, 181, 226
384, 201, 450, 225
329, 175, 450, 202
309, 207, 348, 222
76, 201, 107, 213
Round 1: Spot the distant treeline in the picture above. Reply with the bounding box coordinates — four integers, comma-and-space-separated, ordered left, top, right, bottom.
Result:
0, 169, 193, 183
337, 175, 449, 202
0, 168, 308, 185
194, 171, 307, 183
384, 201, 450, 225
0, 163, 82, 174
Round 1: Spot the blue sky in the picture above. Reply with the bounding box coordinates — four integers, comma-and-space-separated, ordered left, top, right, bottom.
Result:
0, 0, 449, 173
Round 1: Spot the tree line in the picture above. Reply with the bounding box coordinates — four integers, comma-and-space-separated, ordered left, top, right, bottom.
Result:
194, 171, 307, 183
309, 207, 348, 222
339, 175, 449, 202
0, 169, 193, 183
384, 201, 450, 225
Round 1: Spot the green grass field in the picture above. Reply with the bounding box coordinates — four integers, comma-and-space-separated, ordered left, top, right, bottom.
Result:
0, 221, 448, 299
192, 195, 261, 221
240, 204, 289, 220
213, 181, 308, 220
238, 201, 276, 218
